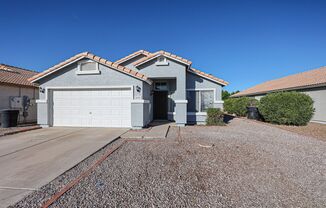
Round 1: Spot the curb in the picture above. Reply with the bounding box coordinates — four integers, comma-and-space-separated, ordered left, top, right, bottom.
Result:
0, 126, 41, 137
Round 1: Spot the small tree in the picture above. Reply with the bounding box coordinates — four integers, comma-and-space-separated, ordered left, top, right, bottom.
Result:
224, 97, 258, 117
222, 90, 240, 100
222, 90, 231, 100
206, 108, 225, 125
258, 91, 314, 126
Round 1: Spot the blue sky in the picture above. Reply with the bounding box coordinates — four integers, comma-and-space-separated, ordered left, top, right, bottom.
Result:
1, 0, 326, 91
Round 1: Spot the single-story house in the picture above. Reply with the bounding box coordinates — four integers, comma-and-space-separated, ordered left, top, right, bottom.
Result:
0, 64, 38, 124
232, 66, 326, 124
29, 50, 228, 128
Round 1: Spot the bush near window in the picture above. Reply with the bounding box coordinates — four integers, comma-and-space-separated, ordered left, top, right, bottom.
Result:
258, 92, 314, 126
224, 97, 258, 117
206, 108, 225, 126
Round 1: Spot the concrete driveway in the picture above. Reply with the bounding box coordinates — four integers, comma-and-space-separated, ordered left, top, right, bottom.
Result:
0, 127, 127, 208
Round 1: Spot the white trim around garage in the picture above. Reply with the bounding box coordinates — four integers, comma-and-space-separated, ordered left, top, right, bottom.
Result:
36, 85, 134, 103
131, 99, 150, 103
175, 100, 188, 104
168, 112, 207, 116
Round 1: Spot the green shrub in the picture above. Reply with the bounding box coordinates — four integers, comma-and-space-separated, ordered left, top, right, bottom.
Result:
258, 91, 314, 126
224, 97, 258, 117
206, 108, 225, 126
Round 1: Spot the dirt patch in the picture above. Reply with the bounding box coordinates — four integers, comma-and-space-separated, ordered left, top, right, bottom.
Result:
249, 119, 326, 142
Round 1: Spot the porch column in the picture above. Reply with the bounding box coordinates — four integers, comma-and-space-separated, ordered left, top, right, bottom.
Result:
175, 100, 187, 126
131, 100, 150, 129
174, 70, 187, 126
36, 100, 50, 127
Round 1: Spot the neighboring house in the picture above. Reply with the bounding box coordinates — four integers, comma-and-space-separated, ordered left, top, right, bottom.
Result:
0, 64, 38, 124
232, 66, 326, 124
29, 50, 228, 128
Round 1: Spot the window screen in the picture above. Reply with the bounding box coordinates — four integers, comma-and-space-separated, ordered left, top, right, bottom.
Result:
81, 62, 96, 71
187, 91, 200, 112
200, 90, 214, 111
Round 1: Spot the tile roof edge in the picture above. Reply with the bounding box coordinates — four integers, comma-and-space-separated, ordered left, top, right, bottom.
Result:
231, 66, 326, 97
29, 52, 152, 84
114, 50, 152, 64
231, 82, 326, 97
0, 63, 38, 74
133, 50, 192, 66
0, 81, 38, 88
188, 68, 229, 86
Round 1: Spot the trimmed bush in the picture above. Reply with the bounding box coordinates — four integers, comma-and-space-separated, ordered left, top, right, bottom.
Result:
206, 108, 225, 126
224, 97, 258, 117
258, 91, 314, 126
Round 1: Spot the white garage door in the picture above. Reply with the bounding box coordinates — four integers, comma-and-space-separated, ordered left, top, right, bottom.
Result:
53, 88, 132, 127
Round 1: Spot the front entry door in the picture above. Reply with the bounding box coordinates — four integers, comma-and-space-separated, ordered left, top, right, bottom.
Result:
153, 91, 168, 120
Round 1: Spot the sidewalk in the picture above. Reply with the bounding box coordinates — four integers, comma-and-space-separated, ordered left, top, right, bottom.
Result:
121, 121, 173, 139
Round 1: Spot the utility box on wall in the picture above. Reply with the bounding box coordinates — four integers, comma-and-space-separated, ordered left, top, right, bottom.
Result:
8, 96, 34, 123
10, 96, 24, 109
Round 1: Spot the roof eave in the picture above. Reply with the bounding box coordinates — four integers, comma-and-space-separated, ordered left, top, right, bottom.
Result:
134, 54, 192, 67
29, 52, 152, 85
0, 81, 38, 88
232, 82, 326, 97
115, 50, 151, 65
29, 56, 85, 83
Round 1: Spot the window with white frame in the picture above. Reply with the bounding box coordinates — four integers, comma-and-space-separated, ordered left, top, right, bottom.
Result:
76, 60, 100, 75
186, 89, 214, 112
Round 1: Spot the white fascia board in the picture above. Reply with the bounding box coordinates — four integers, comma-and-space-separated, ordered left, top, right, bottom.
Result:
175, 100, 188, 104
135, 54, 190, 67
31, 56, 85, 83
187, 69, 227, 86
131, 99, 150, 103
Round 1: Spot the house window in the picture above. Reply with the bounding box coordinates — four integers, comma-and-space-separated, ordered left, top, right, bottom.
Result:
154, 82, 168, 91
187, 90, 214, 112
76, 60, 100, 75
155, 56, 169, 66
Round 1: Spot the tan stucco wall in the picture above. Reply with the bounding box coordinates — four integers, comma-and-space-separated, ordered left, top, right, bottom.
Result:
301, 87, 326, 123
0, 84, 38, 123
251, 86, 326, 124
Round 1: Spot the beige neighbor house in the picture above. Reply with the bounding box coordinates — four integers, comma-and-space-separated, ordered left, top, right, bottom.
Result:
0, 64, 38, 124
232, 66, 326, 124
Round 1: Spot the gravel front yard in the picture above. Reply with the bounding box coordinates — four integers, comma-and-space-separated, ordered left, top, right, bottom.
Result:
12, 118, 326, 207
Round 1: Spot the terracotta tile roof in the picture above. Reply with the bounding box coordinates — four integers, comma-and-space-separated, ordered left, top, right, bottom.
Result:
188, 68, 229, 86
115, 50, 152, 64
29, 52, 152, 84
232, 66, 326, 97
133, 50, 192, 66
0, 64, 38, 88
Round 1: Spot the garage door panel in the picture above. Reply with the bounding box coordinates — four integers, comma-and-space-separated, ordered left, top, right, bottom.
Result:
53, 89, 131, 127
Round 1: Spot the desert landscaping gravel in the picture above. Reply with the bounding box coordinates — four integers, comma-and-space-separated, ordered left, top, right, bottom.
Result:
12, 118, 326, 207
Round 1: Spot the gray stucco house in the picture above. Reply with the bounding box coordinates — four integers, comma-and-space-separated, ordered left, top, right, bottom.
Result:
232, 66, 326, 124
30, 50, 228, 128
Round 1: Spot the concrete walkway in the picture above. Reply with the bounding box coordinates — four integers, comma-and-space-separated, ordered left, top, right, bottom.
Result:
121, 121, 172, 139
0, 127, 127, 208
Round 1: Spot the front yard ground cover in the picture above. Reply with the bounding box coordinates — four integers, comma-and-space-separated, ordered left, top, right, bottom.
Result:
12, 118, 326, 208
